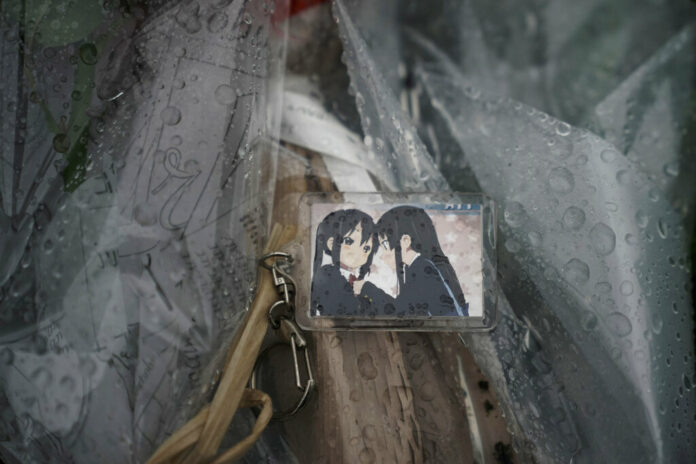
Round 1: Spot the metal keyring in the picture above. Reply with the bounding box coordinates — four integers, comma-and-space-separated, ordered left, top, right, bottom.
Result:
250, 318, 315, 421
259, 252, 293, 270
268, 300, 293, 330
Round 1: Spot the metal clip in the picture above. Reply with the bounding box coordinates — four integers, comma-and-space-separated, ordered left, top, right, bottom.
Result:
278, 318, 313, 392
259, 252, 296, 307
253, 251, 314, 420
250, 318, 315, 420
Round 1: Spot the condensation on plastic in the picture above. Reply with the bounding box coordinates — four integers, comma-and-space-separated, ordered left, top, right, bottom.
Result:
2, 0, 695, 463
332, 0, 447, 192
332, 0, 696, 463
0, 1, 298, 463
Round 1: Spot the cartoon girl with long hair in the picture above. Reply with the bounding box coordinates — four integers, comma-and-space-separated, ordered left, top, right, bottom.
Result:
355, 206, 468, 317
311, 209, 378, 316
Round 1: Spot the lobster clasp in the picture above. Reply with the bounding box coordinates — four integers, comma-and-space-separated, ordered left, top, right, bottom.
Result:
278, 318, 313, 392
250, 318, 315, 419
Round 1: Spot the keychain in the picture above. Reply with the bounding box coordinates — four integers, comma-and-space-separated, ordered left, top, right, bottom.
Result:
146, 225, 314, 464
250, 251, 315, 420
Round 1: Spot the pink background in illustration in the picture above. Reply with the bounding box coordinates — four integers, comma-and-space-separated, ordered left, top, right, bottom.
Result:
311, 203, 483, 317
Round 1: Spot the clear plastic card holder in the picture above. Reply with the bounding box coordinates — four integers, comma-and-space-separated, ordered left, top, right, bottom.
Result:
292, 192, 498, 332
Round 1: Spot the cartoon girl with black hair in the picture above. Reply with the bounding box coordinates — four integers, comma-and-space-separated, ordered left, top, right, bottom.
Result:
355, 206, 468, 317
311, 209, 378, 316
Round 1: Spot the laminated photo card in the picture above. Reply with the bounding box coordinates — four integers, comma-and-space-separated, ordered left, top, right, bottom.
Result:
296, 193, 497, 331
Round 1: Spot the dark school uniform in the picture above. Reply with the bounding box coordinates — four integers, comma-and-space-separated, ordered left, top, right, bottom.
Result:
311, 264, 360, 316
360, 255, 468, 317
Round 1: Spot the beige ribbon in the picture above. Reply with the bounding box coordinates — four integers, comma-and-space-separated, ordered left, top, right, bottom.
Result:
147, 224, 296, 464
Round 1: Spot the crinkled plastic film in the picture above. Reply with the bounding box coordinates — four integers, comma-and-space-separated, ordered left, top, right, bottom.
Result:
0, 0, 292, 462
1, 0, 695, 463
332, 1, 696, 462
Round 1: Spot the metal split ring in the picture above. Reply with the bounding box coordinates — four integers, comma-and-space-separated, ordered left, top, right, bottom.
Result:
250, 318, 315, 421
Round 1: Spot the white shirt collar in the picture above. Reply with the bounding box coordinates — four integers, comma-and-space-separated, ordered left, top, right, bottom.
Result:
340, 267, 357, 280
403, 252, 420, 267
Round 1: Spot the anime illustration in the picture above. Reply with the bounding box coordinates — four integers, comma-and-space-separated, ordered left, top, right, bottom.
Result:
310, 209, 378, 316
310, 205, 472, 318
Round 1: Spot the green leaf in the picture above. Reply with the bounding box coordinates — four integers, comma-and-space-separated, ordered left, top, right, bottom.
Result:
62, 122, 90, 192
68, 43, 96, 131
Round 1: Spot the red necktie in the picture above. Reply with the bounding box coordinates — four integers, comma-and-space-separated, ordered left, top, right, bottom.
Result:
348, 274, 357, 286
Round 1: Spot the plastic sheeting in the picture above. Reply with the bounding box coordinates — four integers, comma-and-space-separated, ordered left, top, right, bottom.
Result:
333, 0, 696, 462
1, 0, 293, 462
1, 0, 695, 462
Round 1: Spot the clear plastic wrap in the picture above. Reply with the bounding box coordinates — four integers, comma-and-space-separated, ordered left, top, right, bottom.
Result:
1, 0, 292, 462
2, 0, 695, 462
331, 1, 696, 462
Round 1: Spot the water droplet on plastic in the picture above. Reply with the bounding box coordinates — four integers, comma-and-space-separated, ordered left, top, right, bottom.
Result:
658, 401, 667, 415
581, 311, 598, 331
349, 390, 360, 402
663, 161, 679, 177
635, 210, 648, 228
504, 201, 527, 227
214, 84, 236, 105
595, 281, 612, 293
362, 425, 377, 441
548, 167, 574, 194
78, 43, 98, 65
420, 382, 436, 401
600, 149, 618, 163
619, 281, 634, 296
562, 206, 585, 230
53, 133, 70, 153
528, 230, 542, 246
657, 218, 669, 239
43, 239, 54, 254
357, 352, 377, 380
564, 258, 590, 285
651, 313, 663, 334
555, 122, 571, 136
589, 222, 616, 256
161, 107, 182, 125
606, 312, 632, 337
207, 12, 228, 32
409, 353, 424, 370
605, 201, 618, 212
505, 239, 521, 253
